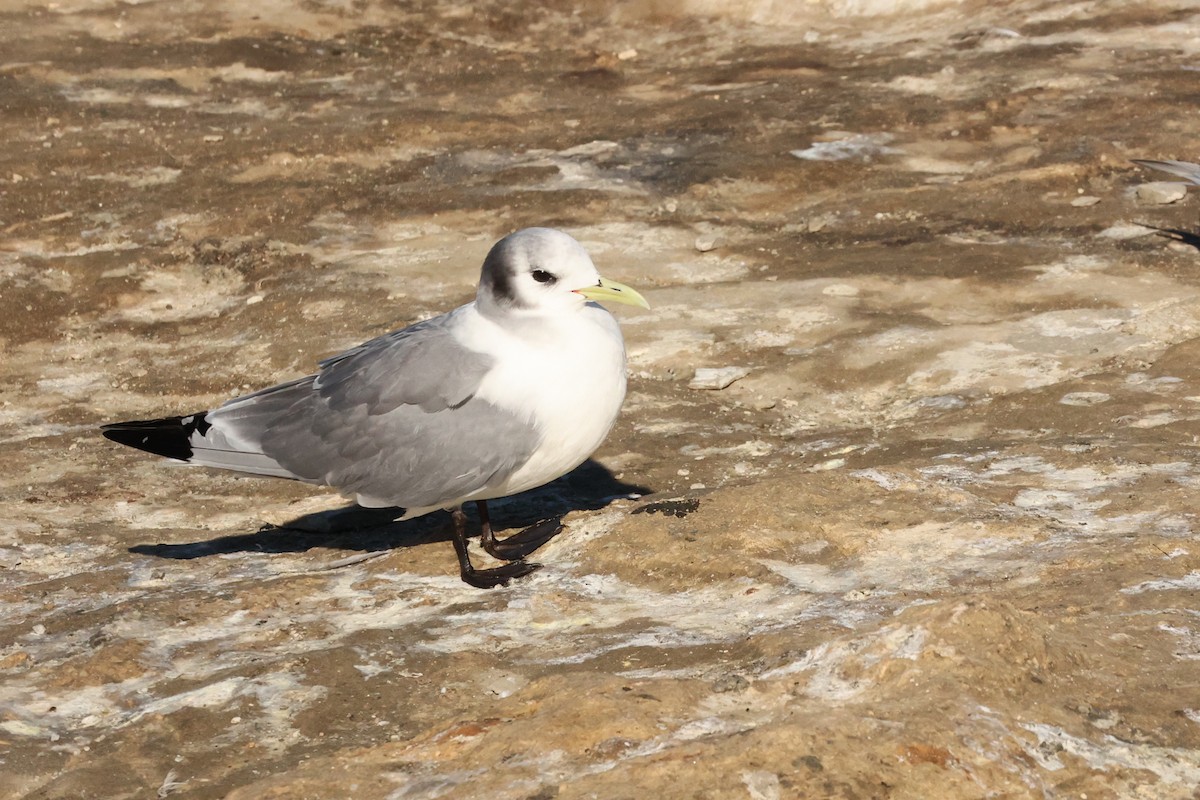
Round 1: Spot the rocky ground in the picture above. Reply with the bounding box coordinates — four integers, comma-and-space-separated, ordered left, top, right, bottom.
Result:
2, 0, 1200, 797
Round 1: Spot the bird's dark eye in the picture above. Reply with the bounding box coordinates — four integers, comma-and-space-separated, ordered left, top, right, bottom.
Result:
531, 269, 556, 284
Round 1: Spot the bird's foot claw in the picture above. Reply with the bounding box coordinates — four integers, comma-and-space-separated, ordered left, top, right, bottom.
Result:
481, 519, 564, 561
460, 559, 542, 589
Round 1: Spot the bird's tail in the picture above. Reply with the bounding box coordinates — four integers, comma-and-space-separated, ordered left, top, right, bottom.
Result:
1132, 159, 1200, 185
100, 412, 301, 479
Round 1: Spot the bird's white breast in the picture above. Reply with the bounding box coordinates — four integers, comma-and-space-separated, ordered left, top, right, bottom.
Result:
460, 302, 627, 499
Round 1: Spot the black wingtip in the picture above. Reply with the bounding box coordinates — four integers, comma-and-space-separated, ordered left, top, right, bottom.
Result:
101, 413, 210, 461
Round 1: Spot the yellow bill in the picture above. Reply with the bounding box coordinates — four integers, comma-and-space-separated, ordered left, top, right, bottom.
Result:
574, 276, 650, 309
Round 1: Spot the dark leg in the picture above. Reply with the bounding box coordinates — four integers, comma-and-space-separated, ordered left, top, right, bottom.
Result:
476, 500, 564, 561
449, 507, 541, 589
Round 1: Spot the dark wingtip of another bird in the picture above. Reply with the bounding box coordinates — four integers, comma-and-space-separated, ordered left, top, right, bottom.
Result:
101, 413, 209, 461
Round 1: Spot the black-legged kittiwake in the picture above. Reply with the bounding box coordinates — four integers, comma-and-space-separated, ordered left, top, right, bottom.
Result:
102, 227, 649, 587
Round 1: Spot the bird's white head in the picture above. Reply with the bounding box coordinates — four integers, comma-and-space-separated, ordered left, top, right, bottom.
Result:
476, 227, 649, 318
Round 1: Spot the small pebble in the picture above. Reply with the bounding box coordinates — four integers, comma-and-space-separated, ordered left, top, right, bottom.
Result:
689, 366, 750, 390
203, 134, 224, 143
617, 48, 638, 60
245, 295, 264, 305
1071, 196, 1101, 207
694, 236, 719, 253
1135, 181, 1187, 205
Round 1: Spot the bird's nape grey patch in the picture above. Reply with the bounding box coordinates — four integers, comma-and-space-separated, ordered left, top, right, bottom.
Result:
478, 235, 528, 310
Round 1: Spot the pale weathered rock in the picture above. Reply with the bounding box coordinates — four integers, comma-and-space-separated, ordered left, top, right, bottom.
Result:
689, 366, 751, 389
1097, 222, 1159, 239
1059, 391, 1111, 406
790, 132, 900, 161
1136, 181, 1189, 204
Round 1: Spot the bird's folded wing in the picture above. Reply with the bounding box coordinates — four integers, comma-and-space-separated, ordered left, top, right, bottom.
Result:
208, 311, 542, 508
314, 310, 491, 414
1132, 159, 1200, 185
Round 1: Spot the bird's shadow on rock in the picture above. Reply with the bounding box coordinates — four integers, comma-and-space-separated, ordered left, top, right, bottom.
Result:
128, 459, 651, 561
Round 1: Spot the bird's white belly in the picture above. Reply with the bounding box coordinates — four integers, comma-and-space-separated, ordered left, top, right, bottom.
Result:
469, 308, 627, 500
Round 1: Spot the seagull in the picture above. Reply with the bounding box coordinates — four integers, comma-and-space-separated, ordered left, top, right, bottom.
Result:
102, 228, 649, 588
1131, 160, 1200, 249
1132, 159, 1200, 185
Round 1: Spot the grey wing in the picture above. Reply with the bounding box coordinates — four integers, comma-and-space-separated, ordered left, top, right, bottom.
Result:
314, 309, 489, 414
1132, 159, 1200, 185
208, 310, 542, 508
260, 391, 540, 508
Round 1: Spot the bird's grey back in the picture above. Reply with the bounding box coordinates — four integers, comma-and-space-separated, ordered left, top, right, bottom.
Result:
209, 310, 542, 508
315, 310, 488, 413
